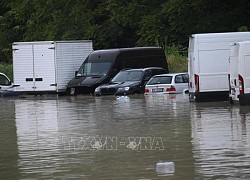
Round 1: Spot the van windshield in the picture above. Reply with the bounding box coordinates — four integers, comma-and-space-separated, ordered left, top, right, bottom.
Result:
77, 61, 113, 77
112, 71, 143, 82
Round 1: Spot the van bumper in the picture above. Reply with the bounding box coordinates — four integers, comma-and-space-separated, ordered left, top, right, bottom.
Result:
239, 93, 250, 106
189, 91, 229, 102
68, 86, 95, 95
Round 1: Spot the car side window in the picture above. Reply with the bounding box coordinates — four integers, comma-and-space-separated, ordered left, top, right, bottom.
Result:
0, 74, 11, 86
182, 74, 189, 83
175, 75, 184, 83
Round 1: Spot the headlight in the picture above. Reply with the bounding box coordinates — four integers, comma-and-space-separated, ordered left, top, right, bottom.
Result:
95, 87, 100, 92
118, 87, 130, 91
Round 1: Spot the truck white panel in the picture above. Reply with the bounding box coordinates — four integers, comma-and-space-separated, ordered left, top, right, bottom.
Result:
13, 41, 93, 93
56, 42, 93, 91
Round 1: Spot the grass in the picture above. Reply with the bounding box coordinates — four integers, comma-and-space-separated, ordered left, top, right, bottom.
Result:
0, 63, 13, 81
164, 46, 188, 73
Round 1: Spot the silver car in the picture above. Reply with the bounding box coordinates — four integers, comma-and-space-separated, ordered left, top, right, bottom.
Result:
144, 73, 189, 94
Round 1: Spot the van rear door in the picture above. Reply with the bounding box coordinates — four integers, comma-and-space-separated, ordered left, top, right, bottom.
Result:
244, 55, 250, 94
229, 43, 239, 101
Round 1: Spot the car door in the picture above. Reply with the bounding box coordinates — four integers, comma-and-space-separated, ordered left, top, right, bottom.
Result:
174, 74, 187, 93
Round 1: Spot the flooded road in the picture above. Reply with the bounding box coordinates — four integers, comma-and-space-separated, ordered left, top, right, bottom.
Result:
0, 94, 250, 179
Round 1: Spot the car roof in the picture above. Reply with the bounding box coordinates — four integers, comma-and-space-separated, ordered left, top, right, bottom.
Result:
120, 67, 166, 72
151, 72, 188, 77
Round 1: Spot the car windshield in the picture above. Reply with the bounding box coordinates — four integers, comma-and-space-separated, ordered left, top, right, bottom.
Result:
147, 76, 172, 85
112, 71, 143, 82
77, 61, 112, 77
0, 74, 11, 86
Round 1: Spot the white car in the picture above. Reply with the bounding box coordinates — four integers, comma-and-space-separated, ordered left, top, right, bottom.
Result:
144, 73, 189, 94
0, 72, 19, 96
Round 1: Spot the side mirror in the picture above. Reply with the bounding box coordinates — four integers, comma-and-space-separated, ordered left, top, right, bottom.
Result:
75, 71, 78, 77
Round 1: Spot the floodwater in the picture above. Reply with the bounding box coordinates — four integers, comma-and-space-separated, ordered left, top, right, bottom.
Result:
0, 94, 250, 180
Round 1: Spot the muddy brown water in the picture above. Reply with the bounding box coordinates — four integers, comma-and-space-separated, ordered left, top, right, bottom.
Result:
0, 94, 250, 179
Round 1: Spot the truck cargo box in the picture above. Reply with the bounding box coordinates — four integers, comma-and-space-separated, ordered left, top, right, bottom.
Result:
13, 40, 93, 93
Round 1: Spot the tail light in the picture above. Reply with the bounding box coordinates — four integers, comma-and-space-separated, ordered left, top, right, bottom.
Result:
166, 85, 176, 92
195, 74, 199, 93
228, 74, 231, 92
144, 89, 149, 93
239, 74, 244, 94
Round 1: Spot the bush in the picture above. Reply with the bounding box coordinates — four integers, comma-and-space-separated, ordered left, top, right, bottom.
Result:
0, 63, 13, 81
164, 46, 188, 73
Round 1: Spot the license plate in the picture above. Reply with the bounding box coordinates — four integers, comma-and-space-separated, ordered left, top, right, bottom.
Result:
231, 88, 236, 95
152, 88, 163, 92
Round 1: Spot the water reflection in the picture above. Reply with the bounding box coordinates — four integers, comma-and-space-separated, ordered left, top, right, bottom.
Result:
1, 94, 248, 179
0, 99, 19, 179
12, 94, 195, 179
191, 102, 250, 179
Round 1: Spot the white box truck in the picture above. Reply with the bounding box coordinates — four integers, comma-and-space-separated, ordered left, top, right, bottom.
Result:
188, 32, 250, 102
229, 41, 250, 106
13, 40, 93, 93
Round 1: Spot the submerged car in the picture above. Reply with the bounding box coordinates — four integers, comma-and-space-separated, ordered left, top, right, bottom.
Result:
0, 72, 19, 97
94, 67, 167, 96
144, 73, 189, 94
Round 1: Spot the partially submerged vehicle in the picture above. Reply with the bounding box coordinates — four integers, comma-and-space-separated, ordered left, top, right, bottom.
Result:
67, 47, 168, 95
229, 41, 250, 106
144, 73, 189, 94
188, 32, 250, 102
0, 72, 19, 97
94, 67, 167, 96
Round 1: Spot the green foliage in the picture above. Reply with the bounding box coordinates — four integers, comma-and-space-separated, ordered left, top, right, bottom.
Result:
238, 26, 248, 32
1, 0, 250, 63
164, 46, 188, 73
0, 63, 13, 81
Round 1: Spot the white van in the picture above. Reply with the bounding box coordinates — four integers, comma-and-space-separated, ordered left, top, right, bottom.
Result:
229, 41, 250, 105
188, 32, 250, 102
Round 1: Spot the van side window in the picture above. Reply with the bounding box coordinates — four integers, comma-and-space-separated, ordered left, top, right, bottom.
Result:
175, 75, 184, 83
